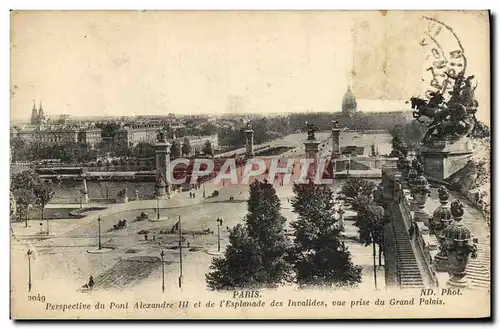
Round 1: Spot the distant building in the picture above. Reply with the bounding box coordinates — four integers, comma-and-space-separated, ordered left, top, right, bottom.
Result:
181, 135, 219, 156
30, 101, 46, 125
13, 102, 101, 147
115, 123, 187, 147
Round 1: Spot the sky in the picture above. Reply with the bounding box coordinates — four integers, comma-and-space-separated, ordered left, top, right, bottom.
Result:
10, 10, 490, 124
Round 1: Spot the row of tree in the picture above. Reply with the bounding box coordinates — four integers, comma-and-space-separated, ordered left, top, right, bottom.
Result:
11, 135, 215, 163
205, 178, 383, 290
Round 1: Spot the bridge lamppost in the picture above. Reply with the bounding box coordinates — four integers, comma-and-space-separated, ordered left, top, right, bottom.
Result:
97, 216, 102, 250
216, 217, 223, 252
27, 249, 32, 292
160, 250, 165, 293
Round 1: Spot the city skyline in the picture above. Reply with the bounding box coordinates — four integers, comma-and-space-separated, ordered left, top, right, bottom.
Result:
11, 11, 490, 123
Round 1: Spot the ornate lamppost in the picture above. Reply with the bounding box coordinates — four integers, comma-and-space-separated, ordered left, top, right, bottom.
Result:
443, 200, 478, 288
430, 186, 453, 272
216, 217, 223, 252
97, 216, 102, 250
160, 250, 165, 293
27, 249, 32, 292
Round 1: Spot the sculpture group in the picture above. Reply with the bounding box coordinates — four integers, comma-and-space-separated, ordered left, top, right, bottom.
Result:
409, 72, 479, 146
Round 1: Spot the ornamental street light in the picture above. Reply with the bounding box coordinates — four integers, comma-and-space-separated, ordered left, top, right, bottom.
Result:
156, 196, 160, 220
178, 215, 183, 289
160, 250, 165, 293
27, 249, 32, 292
97, 216, 102, 250
216, 217, 223, 252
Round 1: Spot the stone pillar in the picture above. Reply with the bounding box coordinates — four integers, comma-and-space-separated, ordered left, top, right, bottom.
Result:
82, 178, 89, 204
431, 186, 453, 272
330, 127, 341, 177
444, 200, 478, 288
304, 139, 320, 181
331, 127, 341, 157
244, 128, 254, 158
155, 138, 171, 199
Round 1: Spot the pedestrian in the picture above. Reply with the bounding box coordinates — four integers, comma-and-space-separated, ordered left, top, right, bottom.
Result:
145, 234, 148, 241
88, 275, 95, 290
153, 234, 156, 241
193, 193, 196, 198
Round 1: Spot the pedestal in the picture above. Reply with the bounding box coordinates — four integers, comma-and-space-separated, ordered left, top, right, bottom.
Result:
155, 185, 169, 200
421, 138, 473, 180
304, 140, 320, 180
245, 129, 255, 158
331, 128, 341, 159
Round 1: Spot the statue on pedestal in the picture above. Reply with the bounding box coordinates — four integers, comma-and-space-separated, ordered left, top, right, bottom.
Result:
156, 128, 166, 143
305, 121, 318, 141
408, 72, 478, 146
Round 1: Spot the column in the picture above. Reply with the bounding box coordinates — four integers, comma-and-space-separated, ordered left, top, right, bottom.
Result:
155, 136, 171, 199
244, 128, 254, 158
82, 178, 89, 204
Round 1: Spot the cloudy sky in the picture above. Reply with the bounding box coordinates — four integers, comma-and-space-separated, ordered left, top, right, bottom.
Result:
10, 11, 489, 123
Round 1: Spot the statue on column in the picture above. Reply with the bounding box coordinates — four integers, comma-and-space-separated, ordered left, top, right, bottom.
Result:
156, 128, 166, 143
305, 121, 318, 141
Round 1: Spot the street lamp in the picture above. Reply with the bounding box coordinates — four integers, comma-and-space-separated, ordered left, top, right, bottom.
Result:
27, 249, 32, 292
97, 216, 102, 250
178, 216, 183, 289
160, 250, 165, 293
156, 196, 160, 220
216, 217, 223, 252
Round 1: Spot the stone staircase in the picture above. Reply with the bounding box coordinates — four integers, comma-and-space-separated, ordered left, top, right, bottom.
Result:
463, 209, 490, 290
390, 206, 424, 289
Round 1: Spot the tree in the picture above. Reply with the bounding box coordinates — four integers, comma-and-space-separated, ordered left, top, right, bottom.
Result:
33, 182, 55, 233
181, 137, 191, 157
206, 180, 291, 290
290, 181, 362, 288
245, 180, 291, 285
11, 170, 53, 227
170, 141, 181, 159
205, 224, 262, 290
352, 196, 386, 287
202, 140, 213, 157
13, 188, 35, 226
133, 142, 155, 158
338, 178, 376, 210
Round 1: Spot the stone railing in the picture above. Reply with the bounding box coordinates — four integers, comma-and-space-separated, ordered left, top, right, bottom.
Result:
382, 165, 439, 288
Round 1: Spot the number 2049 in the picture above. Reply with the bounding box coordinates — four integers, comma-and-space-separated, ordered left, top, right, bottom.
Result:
28, 294, 46, 303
